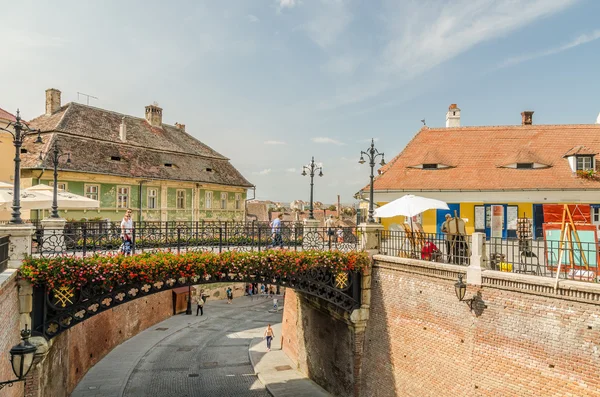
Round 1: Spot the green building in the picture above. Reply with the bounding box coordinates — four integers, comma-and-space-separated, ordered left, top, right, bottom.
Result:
20, 88, 252, 222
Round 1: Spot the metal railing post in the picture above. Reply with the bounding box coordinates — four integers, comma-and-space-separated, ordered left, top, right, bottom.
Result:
219, 227, 223, 253
82, 223, 87, 257
132, 228, 136, 255
258, 226, 261, 253
177, 227, 181, 254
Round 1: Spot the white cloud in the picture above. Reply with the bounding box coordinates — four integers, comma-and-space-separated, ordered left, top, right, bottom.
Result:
286, 168, 297, 173
312, 137, 344, 145
264, 140, 286, 145
499, 29, 600, 68
278, 0, 297, 10
302, 0, 352, 48
246, 14, 260, 23
253, 168, 272, 175
319, 0, 578, 110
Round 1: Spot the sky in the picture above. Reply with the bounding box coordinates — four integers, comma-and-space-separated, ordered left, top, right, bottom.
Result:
2, 0, 600, 204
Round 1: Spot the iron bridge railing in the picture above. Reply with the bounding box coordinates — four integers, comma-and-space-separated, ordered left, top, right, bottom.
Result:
32, 221, 360, 257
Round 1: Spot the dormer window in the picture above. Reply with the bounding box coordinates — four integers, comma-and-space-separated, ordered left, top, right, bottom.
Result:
408, 163, 451, 169
110, 156, 121, 162
516, 163, 533, 169
576, 156, 593, 171
205, 168, 213, 172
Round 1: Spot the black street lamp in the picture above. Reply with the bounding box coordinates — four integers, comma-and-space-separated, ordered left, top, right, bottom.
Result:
0, 110, 43, 224
301, 157, 323, 220
0, 326, 38, 390
186, 285, 192, 315
39, 140, 71, 218
359, 138, 385, 223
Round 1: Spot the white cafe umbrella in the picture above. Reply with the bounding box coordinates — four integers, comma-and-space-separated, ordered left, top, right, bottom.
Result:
0, 189, 53, 210
24, 185, 100, 209
374, 194, 449, 218
0, 181, 13, 189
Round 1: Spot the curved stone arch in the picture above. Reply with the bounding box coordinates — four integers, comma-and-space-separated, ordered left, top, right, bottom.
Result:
32, 269, 361, 340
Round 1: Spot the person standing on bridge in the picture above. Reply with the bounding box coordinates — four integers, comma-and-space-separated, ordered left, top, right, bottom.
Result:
268, 214, 284, 249
264, 324, 275, 351
120, 209, 134, 256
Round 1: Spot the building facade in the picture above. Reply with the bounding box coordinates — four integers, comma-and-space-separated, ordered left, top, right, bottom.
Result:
17, 89, 252, 222
360, 104, 600, 238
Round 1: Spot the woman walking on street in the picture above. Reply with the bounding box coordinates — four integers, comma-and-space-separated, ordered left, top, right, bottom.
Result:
264, 324, 275, 351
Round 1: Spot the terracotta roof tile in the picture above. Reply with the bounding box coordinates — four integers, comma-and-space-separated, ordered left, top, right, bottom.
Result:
369, 124, 600, 191
23, 103, 252, 187
0, 107, 16, 122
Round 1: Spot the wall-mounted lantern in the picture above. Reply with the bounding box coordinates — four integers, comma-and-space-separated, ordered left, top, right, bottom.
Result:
454, 274, 467, 302
0, 326, 37, 390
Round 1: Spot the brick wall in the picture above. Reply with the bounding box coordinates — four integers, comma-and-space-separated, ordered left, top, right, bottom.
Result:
26, 289, 173, 397
282, 289, 355, 397
361, 257, 600, 397
0, 273, 22, 397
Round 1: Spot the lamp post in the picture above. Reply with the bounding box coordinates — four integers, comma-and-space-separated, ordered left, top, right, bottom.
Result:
0, 110, 43, 224
301, 157, 323, 220
359, 138, 385, 223
0, 326, 38, 390
39, 140, 71, 218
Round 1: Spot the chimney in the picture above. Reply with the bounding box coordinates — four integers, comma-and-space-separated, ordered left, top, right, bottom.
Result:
119, 117, 127, 141
445, 104, 461, 128
175, 122, 186, 132
521, 110, 534, 126
45, 88, 61, 115
337, 194, 341, 217
145, 103, 163, 127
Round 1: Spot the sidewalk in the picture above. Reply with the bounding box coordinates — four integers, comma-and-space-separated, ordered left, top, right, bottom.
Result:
248, 323, 331, 397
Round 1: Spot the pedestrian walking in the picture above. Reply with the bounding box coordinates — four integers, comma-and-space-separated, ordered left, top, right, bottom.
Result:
269, 286, 274, 295
226, 287, 233, 304
268, 214, 284, 249
120, 209, 134, 256
260, 284, 266, 297
196, 294, 204, 316
273, 297, 278, 311
264, 324, 275, 351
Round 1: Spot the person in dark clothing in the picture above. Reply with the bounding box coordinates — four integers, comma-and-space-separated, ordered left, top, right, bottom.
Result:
196, 295, 204, 316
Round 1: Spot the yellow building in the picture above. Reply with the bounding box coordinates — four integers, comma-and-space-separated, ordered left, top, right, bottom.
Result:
359, 104, 600, 239
13, 88, 253, 222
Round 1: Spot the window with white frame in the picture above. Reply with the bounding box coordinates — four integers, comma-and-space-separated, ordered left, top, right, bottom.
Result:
235, 193, 241, 210
593, 206, 600, 225
49, 181, 67, 191
576, 156, 593, 171
85, 184, 99, 200
117, 187, 130, 209
176, 190, 185, 209
205, 191, 213, 209
147, 188, 157, 209
220, 192, 227, 209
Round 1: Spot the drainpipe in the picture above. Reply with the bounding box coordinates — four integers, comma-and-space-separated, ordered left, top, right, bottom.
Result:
138, 179, 149, 223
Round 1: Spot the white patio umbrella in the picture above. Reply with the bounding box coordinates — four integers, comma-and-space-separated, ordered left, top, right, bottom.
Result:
0, 181, 13, 189
24, 185, 100, 209
374, 194, 449, 218
0, 189, 53, 210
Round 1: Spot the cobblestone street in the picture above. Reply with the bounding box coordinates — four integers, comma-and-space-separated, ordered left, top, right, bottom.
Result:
72, 296, 284, 397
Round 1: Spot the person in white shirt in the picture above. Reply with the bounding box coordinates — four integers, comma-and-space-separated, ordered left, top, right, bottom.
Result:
268, 214, 284, 249
120, 209, 134, 255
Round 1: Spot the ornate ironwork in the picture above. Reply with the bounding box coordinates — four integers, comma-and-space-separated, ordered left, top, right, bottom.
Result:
32, 266, 361, 339
31, 222, 359, 257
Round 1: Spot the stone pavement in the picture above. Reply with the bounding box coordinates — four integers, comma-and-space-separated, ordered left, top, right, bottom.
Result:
71, 295, 330, 397
249, 322, 331, 397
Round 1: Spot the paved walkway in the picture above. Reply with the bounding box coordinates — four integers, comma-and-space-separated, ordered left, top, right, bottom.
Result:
72, 296, 330, 397
249, 322, 330, 397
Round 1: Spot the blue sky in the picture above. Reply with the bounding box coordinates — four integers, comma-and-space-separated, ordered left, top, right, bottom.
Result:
2, 0, 600, 203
